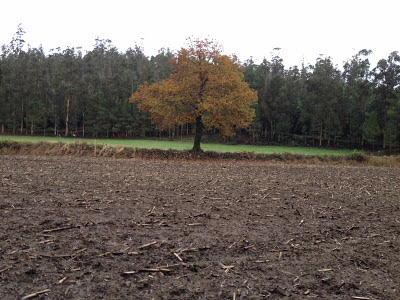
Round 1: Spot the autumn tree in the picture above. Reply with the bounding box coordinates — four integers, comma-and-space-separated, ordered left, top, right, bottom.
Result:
130, 39, 258, 151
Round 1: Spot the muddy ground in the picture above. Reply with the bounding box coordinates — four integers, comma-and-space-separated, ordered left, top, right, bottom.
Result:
1, 155, 399, 299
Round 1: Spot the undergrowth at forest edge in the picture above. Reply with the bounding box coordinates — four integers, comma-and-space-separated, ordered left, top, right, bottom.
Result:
1, 140, 399, 167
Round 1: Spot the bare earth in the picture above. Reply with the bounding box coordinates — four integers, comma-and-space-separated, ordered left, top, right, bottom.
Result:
1, 155, 399, 299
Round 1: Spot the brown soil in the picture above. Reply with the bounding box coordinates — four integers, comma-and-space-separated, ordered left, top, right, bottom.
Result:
1, 155, 400, 299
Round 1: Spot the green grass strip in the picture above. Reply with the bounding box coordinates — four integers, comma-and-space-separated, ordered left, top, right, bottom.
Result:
0, 135, 355, 156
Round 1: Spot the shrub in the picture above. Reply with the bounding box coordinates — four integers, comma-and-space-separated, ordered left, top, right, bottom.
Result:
347, 150, 367, 162
329, 155, 341, 162
0, 140, 13, 149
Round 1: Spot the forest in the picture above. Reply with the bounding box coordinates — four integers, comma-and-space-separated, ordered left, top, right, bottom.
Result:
1, 26, 399, 151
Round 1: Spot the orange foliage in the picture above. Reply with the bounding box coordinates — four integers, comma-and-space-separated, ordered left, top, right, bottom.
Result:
129, 38, 258, 136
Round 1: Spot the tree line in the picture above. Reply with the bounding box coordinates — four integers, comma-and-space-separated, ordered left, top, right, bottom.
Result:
242, 49, 400, 151
1, 26, 399, 151
0, 26, 173, 139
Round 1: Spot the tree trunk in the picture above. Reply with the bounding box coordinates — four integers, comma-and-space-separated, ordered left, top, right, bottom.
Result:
82, 111, 85, 137
382, 113, 387, 149
192, 115, 203, 152
319, 125, 323, 147
65, 95, 70, 137
180, 124, 183, 139
20, 102, 24, 134
382, 131, 386, 149
53, 109, 57, 136
141, 125, 145, 137
270, 121, 274, 141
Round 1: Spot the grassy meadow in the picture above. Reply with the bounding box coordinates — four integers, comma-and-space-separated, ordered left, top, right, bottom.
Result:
0, 135, 355, 156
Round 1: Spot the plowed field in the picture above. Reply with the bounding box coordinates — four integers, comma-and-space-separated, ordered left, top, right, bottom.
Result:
1, 155, 399, 299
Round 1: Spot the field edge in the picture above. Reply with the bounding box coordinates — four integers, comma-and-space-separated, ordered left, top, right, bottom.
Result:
1, 140, 399, 167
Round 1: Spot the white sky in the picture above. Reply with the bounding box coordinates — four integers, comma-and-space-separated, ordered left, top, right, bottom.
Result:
1, 0, 399, 68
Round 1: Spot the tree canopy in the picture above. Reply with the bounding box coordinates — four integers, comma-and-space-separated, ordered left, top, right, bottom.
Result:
130, 39, 258, 151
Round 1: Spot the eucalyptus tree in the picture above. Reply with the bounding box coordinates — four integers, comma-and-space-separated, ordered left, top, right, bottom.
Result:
244, 58, 271, 138
44, 48, 64, 135
125, 45, 152, 91
372, 51, 400, 148
302, 57, 343, 146
255, 54, 303, 142
362, 111, 381, 151
242, 58, 263, 141
0, 45, 10, 133
83, 39, 118, 136
6, 25, 29, 133
57, 47, 82, 136
256, 56, 282, 140
387, 90, 400, 150
342, 49, 372, 146
277, 66, 301, 142
150, 48, 174, 82
0, 25, 46, 135
24, 46, 47, 134
124, 46, 155, 137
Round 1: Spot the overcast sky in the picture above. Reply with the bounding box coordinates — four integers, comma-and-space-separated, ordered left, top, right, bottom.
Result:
1, 0, 399, 68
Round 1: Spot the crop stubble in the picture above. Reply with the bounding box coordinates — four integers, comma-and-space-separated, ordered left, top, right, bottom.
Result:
0, 155, 399, 299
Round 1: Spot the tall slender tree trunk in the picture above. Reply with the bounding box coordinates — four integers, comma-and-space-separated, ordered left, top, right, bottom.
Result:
180, 124, 183, 139
54, 113, 58, 136
65, 95, 70, 137
82, 111, 85, 137
20, 102, 24, 134
192, 115, 203, 152
141, 125, 146, 137
53, 104, 57, 135
382, 113, 387, 149
319, 125, 323, 147
12, 109, 16, 134
382, 131, 386, 149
